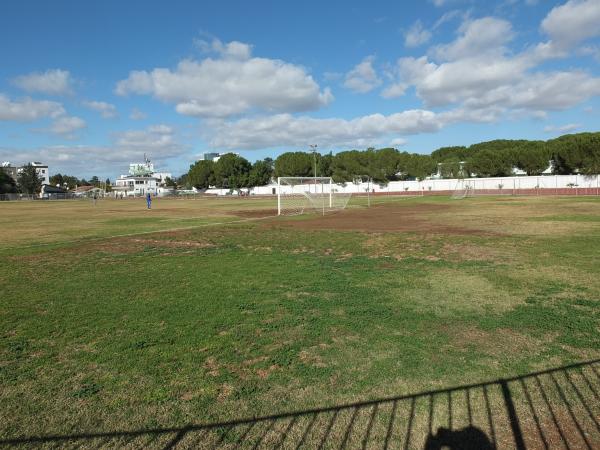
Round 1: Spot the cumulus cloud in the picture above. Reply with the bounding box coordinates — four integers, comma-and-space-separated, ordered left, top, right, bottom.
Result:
343, 56, 382, 93
541, 0, 600, 49
205, 110, 461, 150
431, 17, 513, 61
0, 94, 65, 121
0, 124, 186, 174
115, 41, 333, 117
12, 69, 74, 96
404, 20, 432, 48
46, 116, 86, 137
82, 100, 117, 118
382, 10, 600, 117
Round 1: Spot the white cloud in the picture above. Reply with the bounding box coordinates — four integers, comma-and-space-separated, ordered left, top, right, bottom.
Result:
82, 100, 117, 118
543, 123, 581, 133
0, 94, 65, 121
115, 41, 333, 117
383, 11, 600, 116
0, 124, 186, 174
194, 38, 253, 60
381, 83, 409, 99
433, 9, 469, 29
343, 56, 382, 93
205, 110, 456, 150
46, 116, 86, 137
404, 20, 432, 48
390, 138, 408, 147
431, 17, 513, 61
12, 69, 74, 96
130, 108, 147, 120
541, 0, 600, 49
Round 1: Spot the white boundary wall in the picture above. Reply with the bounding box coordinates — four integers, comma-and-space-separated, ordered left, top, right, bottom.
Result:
204, 174, 600, 196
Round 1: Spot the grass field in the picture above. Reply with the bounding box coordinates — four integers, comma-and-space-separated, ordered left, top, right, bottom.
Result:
1, 195, 599, 448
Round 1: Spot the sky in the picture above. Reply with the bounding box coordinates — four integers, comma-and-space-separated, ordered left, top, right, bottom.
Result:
0, 0, 599, 179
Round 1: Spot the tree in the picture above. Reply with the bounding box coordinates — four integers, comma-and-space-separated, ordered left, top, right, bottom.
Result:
370, 148, 401, 182
514, 142, 550, 175
438, 158, 464, 178
248, 159, 274, 187
105, 178, 112, 192
213, 154, 252, 189
187, 160, 215, 189
317, 153, 334, 177
274, 152, 314, 177
177, 173, 191, 189
431, 146, 470, 162
466, 149, 513, 177
17, 163, 43, 194
330, 150, 370, 182
0, 170, 17, 194
164, 177, 177, 188
397, 153, 436, 180
549, 132, 600, 175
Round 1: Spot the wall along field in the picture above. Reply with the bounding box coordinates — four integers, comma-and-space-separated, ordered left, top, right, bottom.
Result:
1, 196, 599, 448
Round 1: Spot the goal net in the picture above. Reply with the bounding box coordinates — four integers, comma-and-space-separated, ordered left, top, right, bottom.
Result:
277, 177, 352, 216
451, 179, 473, 199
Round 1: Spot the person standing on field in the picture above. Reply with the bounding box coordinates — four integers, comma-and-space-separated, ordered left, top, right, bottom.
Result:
146, 192, 152, 209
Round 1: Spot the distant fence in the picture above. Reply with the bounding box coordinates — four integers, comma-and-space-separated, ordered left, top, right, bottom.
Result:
1, 359, 598, 449
0, 193, 98, 201
206, 174, 600, 197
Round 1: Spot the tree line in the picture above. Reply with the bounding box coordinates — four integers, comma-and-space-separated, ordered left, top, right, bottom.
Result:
0, 165, 114, 195
3, 131, 597, 194
185, 132, 600, 189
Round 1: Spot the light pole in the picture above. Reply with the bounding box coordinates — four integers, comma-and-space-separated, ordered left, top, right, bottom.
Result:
309, 144, 318, 194
310, 144, 318, 177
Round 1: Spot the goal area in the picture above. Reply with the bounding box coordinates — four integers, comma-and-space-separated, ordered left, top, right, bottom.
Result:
277, 177, 352, 216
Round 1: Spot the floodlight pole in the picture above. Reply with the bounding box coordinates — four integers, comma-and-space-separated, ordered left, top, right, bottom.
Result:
310, 144, 317, 194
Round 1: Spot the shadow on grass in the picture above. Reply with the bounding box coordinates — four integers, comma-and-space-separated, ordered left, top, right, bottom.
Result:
2, 359, 599, 449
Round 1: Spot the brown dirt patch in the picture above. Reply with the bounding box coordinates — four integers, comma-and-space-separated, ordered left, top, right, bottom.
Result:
232, 208, 278, 218
272, 203, 495, 235
450, 326, 552, 359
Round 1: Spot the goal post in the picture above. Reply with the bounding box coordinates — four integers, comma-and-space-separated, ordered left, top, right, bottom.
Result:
277, 177, 351, 216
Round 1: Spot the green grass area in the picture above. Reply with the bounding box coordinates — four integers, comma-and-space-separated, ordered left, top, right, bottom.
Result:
1, 196, 599, 447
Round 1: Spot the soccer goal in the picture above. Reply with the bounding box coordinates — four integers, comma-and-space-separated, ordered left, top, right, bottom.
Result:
277, 177, 352, 216
451, 179, 473, 199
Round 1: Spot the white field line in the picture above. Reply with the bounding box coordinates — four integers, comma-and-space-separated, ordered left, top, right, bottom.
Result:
3, 214, 279, 251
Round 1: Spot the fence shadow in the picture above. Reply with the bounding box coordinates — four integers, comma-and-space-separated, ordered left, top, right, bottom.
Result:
2, 359, 599, 449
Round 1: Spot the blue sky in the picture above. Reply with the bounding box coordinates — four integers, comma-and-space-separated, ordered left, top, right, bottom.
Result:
0, 0, 599, 178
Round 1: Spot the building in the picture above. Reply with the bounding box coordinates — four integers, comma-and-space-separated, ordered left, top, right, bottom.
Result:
199, 152, 240, 163
1, 161, 50, 186
1, 162, 18, 181
114, 176, 158, 196
200, 152, 220, 161
113, 156, 171, 196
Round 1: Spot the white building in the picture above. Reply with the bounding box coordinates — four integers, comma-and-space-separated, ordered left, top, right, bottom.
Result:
114, 176, 158, 196
113, 156, 171, 196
